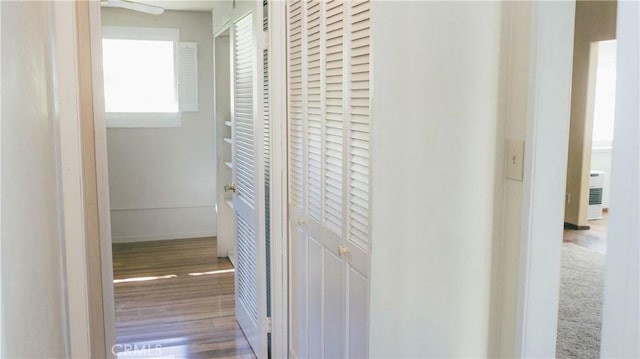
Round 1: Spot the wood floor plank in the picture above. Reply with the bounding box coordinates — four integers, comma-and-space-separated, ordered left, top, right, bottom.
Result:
563, 212, 608, 254
113, 237, 255, 359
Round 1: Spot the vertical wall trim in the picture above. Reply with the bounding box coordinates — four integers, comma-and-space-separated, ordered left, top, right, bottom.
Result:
75, 2, 111, 356
267, 1, 289, 356
488, 2, 514, 356
0, 1, 4, 356
48, 1, 72, 356
600, 0, 640, 356
87, 1, 116, 356
51, 1, 93, 357
516, 1, 575, 357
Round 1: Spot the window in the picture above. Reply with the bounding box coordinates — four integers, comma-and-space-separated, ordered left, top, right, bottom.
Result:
102, 26, 180, 127
592, 40, 617, 148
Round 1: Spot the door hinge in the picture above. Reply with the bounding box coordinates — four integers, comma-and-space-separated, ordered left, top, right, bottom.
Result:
263, 31, 269, 50
266, 317, 272, 333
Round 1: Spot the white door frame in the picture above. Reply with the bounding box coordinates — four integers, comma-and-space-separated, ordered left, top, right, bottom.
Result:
267, 0, 290, 357
213, 21, 232, 259
51, 1, 94, 356
515, 1, 576, 356
517, 1, 639, 357
59, 1, 290, 357
86, 2, 118, 355
84, 1, 116, 358
599, 1, 639, 356
51, 1, 116, 357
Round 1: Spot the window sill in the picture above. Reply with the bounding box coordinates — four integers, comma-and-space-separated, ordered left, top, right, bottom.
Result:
106, 112, 181, 128
592, 146, 613, 153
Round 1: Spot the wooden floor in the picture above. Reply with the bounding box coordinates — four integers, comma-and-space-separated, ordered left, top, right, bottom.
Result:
113, 237, 256, 359
563, 212, 608, 254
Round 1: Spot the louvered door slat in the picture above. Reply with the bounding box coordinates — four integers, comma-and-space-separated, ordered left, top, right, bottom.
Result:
323, 0, 344, 232
263, 0, 272, 324
237, 215, 258, 321
289, 0, 305, 208
344, 4, 371, 358
232, 10, 266, 357
348, 0, 370, 251
307, 0, 322, 221
288, 1, 371, 357
234, 13, 257, 207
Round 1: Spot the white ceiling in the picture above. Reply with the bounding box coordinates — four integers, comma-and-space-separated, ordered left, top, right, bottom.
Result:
134, 0, 216, 12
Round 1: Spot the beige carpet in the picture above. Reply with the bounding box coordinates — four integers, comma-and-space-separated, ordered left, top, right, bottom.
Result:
556, 243, 605, 359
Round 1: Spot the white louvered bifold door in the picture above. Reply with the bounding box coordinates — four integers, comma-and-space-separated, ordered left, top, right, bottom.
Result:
288, 1, 371, 358
231, 11, 268, 358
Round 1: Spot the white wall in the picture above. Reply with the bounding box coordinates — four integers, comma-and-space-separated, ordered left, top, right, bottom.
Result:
369, 2, 502, 356
600, 0, 640, 356
102, 9, 216, 242
1, 1, 68, 356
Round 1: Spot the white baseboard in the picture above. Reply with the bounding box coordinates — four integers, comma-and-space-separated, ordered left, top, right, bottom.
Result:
228, 249, 236, 267
110, 207, 217, 243
112, 231, 216, 243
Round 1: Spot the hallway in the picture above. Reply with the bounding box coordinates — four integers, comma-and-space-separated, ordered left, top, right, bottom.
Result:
113, 238, 255, 358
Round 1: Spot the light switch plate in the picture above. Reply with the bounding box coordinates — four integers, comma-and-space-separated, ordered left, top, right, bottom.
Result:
506, 139, 525, 181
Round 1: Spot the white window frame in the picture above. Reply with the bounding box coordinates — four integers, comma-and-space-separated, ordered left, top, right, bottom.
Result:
591, 40, 617, 150
102, 26, 181, 128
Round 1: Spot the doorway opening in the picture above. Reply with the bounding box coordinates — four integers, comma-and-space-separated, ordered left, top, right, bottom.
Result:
98, 4, 255, 358
556, 3, 618, 356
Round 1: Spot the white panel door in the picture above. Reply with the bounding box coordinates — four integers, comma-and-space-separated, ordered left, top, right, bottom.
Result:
287, 1, 371, 358
231, 11, 267, 357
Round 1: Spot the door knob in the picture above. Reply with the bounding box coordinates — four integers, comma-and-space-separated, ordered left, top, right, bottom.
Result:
337, 245, 348, 257
224, 183, 237, 193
